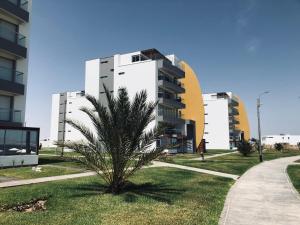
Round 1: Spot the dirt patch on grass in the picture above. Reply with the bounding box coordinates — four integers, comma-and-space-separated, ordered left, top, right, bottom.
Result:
0, 198, 47, 212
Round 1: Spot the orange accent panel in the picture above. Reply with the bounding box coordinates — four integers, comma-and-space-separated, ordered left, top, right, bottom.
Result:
236, 97, 250, 140
179, 61, 205, 147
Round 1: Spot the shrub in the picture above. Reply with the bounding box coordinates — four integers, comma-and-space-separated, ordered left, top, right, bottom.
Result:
237, 140, 253, 156
297, 142, 300, 150
274, 143, 284, 152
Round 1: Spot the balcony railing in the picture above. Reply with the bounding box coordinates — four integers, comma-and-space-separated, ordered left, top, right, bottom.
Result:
7, 0, 28, 11
0, 23, 26, 47
158, 75, 182, 87
0, 66, 23, 84
0, 108, 22, 123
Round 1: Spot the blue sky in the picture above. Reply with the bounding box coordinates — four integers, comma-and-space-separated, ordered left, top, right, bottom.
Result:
26, 0, 300, 139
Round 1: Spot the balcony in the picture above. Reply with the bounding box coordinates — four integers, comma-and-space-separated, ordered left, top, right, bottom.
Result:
0, 0, 29, 22
158, 75, 185, 94
0, 66, 24, 95
229, 107, 239, 116
229, 117, 240, 125
0, 108, 22, 124
0, 22, 27, 58
0, 66, 23, 83
158, 93, 185, 109
229, 99, 239, 107
157, 115, 185, 125
159, 60, 185, 79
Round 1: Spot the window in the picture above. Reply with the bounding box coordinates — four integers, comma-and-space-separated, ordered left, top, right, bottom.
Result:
110, 69, 114, 72
0, 19, 18, 44
101, 61, 108, 64
204, 123, 208, 125
68, 102, 72, 104
204, 113, 208, 115
132, 55, 140, 62
100, 76, 108, 79
204, 104, 208, 106
118, 72, 125, 75
100, 92, 105, 94
0, 56, 14, 82
0, 95, 11, 121
204, 132, 209, 134
68, 111, 72, 113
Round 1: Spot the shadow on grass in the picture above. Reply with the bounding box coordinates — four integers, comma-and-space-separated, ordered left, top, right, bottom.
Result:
68, 181, 186, 204
38, 156, 80, 165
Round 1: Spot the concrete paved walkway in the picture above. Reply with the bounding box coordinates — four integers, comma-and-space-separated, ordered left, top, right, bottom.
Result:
191, 151, 238, 161
152, 161, 239, 180
219, 155, 300, 225
0, 161, 239, 188
0, 171, 97, 188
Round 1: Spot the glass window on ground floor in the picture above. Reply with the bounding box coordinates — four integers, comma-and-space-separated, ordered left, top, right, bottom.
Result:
0, 129, 39, 156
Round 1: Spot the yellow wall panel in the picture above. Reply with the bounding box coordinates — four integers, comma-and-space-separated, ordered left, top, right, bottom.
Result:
236, 97, 251, 140
179, 61, 205, 147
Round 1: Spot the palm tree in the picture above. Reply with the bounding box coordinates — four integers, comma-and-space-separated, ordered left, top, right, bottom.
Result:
59, 86, 168, 194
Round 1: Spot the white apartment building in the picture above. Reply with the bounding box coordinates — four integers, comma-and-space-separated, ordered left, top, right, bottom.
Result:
262, 134, 300, 147
203, 92, 247, 150
0, 0, 40, 167
51, 49, 196, 152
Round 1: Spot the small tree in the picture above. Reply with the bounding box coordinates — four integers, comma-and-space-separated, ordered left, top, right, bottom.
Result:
250, 138, 259, 152
297, 142, 300, 150
274, 143, 284, 152
237, 140, 253, 156
59, 86, 169, 194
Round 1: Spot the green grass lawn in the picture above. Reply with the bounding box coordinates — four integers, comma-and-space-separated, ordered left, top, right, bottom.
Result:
39, 147, 82, 157
159, 150, 233, 161
0, 167, 233, 225
205, 149, 235, 156
0, 156, 88, 180
160, 149, 300, 175
38, 155, 87, 169
287, 164, 300, 193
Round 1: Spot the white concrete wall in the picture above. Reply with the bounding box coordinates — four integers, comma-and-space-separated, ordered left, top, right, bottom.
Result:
203, 94, 230, 150
0, 155, 38, 167
50, 94, 60, 142
114, 54, 158, 132
15, 0, 32, 124
85, 59, 100, 99
262, 135, 300, 146
64, 94, 92, 142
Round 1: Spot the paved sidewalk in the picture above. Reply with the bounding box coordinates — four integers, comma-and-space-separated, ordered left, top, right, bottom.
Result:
152, 161, 239, 180
219, 155, 300, 225
0, 160, 239, 188
191, 151, 238, 161
0, 172, 97, 188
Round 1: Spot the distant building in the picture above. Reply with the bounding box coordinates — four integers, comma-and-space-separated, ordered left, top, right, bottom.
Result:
203, 92, 250, 150
262, 134, 300, 147
0, 0, 39, 167
50, 49, 205, 153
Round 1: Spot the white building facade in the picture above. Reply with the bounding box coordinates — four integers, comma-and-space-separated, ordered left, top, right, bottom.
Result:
51, 49, 195, 152
203, 92, 242, 150
262, 134, 300, 147
0, 0, 40, 167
